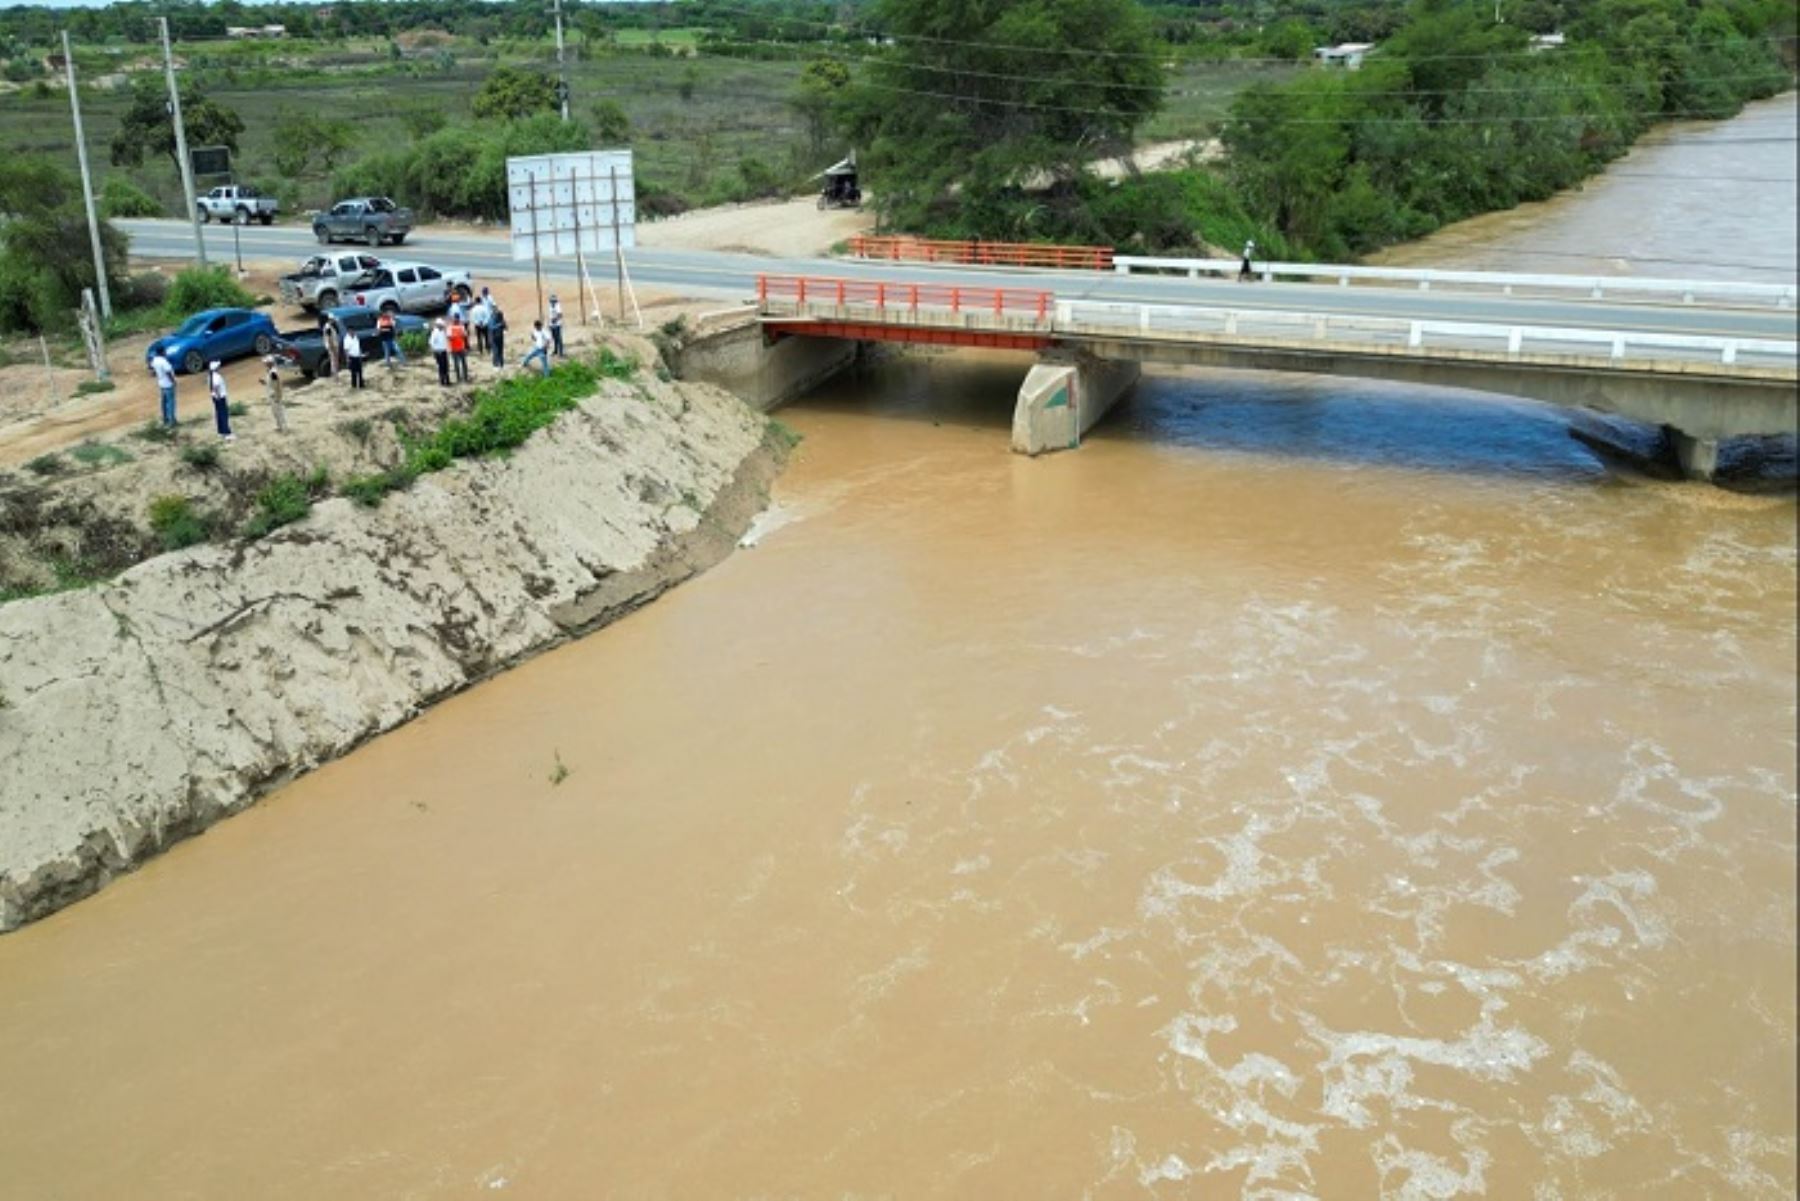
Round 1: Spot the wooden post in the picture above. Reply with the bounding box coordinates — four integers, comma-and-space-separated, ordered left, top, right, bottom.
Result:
527, 172, 545, 324
569, 167, 589, 327
609, 165, 625, 324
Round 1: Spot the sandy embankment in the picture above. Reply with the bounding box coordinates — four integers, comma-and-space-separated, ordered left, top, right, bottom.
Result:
0, 328, 786, 930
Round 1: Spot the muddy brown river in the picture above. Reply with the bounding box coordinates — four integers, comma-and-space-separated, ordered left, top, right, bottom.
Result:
1, 104, 1795, 1199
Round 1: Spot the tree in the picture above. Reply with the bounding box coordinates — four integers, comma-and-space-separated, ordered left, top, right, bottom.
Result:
271, 109, 358, 178
589, 99, 631, 143
792, 55, 850, 154
839, 0, 1167, 235
108, 77, 244, 172
0, 157, 127, 332
472, 65, 558, 120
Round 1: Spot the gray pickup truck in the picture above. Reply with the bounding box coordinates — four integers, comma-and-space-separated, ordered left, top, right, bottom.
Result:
277, 252, 382, 312
312, 197, 415, 247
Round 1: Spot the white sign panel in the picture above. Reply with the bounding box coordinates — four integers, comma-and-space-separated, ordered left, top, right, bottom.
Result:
506, 149, 636, 263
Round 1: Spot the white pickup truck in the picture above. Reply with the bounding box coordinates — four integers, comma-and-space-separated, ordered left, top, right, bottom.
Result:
197, 185, 278, 225
277, 252, 383, 312
341, 261, 475, 316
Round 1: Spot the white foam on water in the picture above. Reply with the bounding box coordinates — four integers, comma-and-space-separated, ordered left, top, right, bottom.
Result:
735, 503, 798, 547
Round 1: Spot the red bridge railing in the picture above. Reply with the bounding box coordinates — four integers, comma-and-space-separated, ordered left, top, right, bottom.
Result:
757, 275, 1054, 322
848, 235, 1114, 272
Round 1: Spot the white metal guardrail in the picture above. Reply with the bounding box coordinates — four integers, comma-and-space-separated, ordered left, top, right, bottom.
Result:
1112, 256, 1799, 310
1054, 300, 1800, 371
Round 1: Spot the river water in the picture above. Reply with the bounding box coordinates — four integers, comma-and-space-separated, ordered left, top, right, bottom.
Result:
1, 108, 1795, 1200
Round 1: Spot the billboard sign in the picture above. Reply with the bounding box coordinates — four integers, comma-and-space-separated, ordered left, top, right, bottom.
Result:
506, 149, 635, 263
189, 146, 232, 178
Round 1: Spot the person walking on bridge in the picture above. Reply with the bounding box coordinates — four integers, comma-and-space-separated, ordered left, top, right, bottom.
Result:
1239, 239, 1257, 282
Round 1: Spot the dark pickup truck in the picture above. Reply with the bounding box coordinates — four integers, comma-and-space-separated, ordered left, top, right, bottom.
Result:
271, 305, 428, 380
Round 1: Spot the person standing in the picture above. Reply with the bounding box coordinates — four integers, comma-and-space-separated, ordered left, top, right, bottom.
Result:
322, 314, 343, 378
448, 292, 467, 328
429, 318, 450, 386
448, 315, 470, 383
1239, 238, 1257, 282
376, 307, 404, 368
343, 327, 366, 389
548, 294, 565, 357
207, 360, 235, 442
149, 349, 177, 427
262, 356, 287, 432
471, 291, 491, 355
488, 302, 508, 369
521, 320, 551, 378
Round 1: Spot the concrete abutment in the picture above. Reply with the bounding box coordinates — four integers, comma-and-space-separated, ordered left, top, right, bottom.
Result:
674, 321, 858, 413
1010, 352, 1141, 455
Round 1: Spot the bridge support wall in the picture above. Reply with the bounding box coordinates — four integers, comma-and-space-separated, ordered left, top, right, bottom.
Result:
1011, 352, 1140, 455
1667, 428, 1721, 480
675, 321, 857, 412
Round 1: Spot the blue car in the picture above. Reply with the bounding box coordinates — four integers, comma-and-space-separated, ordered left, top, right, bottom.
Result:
145, 308, 280, 376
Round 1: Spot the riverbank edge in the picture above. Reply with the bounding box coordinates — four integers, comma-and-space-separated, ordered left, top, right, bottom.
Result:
0, 358, 787, 932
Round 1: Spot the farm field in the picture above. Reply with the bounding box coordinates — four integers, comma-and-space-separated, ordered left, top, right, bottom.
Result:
0, 33, 1288, 223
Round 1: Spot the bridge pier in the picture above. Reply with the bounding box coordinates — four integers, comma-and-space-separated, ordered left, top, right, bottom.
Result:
1011, 352, 1140, 455
1665, 426, 1721, 481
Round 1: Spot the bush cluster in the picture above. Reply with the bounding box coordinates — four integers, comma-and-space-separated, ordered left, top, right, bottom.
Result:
165, 266, 259, 319
148, 494, 209, 551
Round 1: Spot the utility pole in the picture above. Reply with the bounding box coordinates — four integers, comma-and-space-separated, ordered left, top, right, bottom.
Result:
61, 30, 113, 322
160, 17, 208, 267
552, 0, 570, 122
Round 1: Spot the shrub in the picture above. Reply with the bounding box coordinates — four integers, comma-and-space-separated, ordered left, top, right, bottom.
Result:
337, 417, 373, 444
164, 265, 257, 320
132, 420, 176, 443
398, 329, 429, 357
241, 474, 313, 539
69, 441, 131, 467
180, 443, 220, 470
147, 494, 208, 550
342, 465, 415, 507
119, 272, 169, 310
99, 178, 161, 219
74, 379, 115, 396
25, 453, 65, 477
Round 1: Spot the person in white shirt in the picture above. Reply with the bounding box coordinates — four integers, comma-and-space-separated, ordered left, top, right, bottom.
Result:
342, 329, 366, 389
547, 295, 564, 357
521, 320, 552, 377
428, 318, 450, 386
471, 293, 491, 355
149, 350, 178, 427
206, 361, 234, 442
1239, 238, 1257, 282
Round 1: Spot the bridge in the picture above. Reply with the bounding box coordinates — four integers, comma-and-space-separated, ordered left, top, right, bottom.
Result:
752, 270, 1798, 478
116, 219, 1800, 479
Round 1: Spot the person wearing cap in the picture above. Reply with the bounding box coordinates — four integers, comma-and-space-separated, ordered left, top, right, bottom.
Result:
521, 319, 551, 378
447, 314, 470, 383
262, 355, 287, 432
548, 294, 564, 357
429, 318, 450, 386
207, 361, 235, 442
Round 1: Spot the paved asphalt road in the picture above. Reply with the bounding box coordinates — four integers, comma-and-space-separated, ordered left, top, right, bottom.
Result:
119, 220, 1800, 343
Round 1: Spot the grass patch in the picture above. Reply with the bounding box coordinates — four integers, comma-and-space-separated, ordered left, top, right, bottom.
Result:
766, 418, 802, 451
548, 750, 570, 786
147, 494, 210, 551
180, 443, 221, 471
227, 402, 249, 418
69, 441, 132, 468
241, 467, 331, 540
338, 417, 374, 444
74, 379, 116, 397
131, 421, 177, 444
24, 453, 66, 477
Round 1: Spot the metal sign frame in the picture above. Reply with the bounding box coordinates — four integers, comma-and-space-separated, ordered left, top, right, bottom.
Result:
189, 145, 232, 179
505, 149, 635, 263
